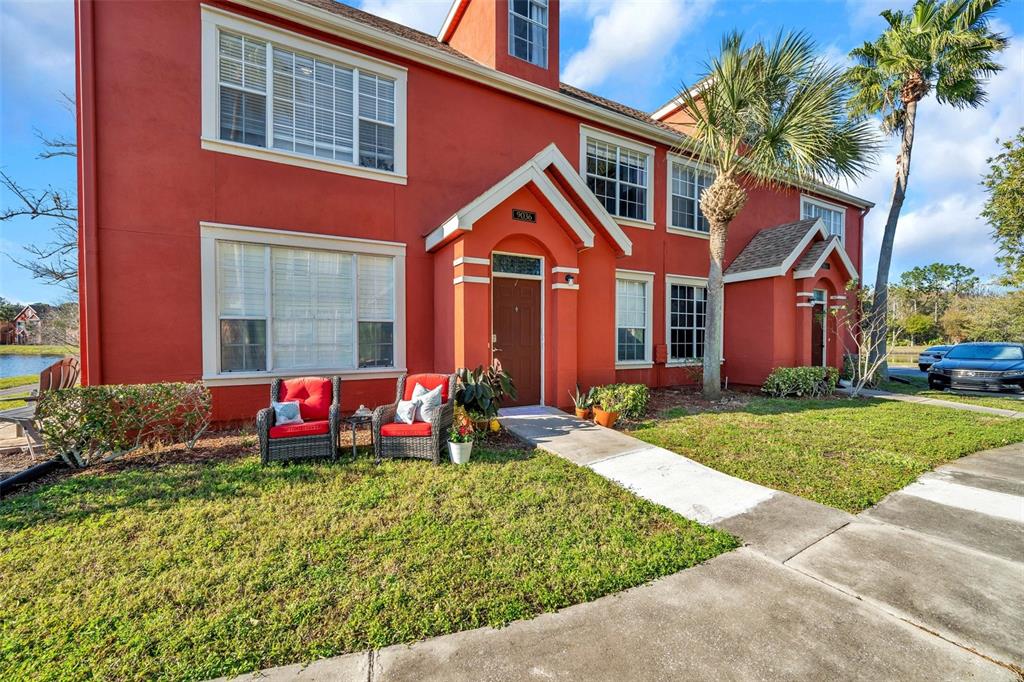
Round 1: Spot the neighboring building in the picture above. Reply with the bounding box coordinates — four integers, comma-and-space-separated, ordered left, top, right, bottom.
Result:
75, 0, 871, 420
2, 306, 42, 345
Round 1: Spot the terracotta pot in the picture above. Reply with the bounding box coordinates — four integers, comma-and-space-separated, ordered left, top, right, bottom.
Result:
472, 419, 490, 432
592, 407, 619, 428
574, 407, 591, 419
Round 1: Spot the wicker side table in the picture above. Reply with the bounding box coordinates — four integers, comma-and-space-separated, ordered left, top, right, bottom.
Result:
346, 409, 373, 461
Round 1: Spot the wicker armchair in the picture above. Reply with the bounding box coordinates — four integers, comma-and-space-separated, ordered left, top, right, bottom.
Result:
257, 376, 341, 464
372, 373, 457, 465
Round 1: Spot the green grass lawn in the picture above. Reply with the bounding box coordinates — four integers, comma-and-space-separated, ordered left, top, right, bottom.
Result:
0, 436, 737, 681
880, 376, 1024, 412
631, 397, 1024, 513
0, 375, 34, 390
0, 344, 76, 356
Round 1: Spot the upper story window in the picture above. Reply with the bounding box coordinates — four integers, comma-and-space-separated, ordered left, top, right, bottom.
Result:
202, 7, 407, 183
801, 196, 846, 243
669, 158, 714, 234
509, 0, 548, 68
581, 128, 654, 224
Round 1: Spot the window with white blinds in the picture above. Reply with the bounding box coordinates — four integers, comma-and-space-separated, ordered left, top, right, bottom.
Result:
215, 27, 400, 173
509, 0, 548, 68
615, 272, 653, 364
670, 160, 714, 233
801, 197, 846, 243
215, 241, 395, 372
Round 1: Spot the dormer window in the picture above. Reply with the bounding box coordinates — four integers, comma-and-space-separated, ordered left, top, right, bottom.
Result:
509, 0, 548, 68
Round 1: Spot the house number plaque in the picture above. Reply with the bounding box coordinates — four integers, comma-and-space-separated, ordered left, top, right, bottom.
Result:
512, 209, 537, 223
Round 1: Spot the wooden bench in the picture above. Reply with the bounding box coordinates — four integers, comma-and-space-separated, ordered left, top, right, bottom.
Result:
0, 356, 80, 458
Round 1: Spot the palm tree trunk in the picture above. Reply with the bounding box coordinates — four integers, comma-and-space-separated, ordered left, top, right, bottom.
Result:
871, 98, 919, 379
703, 219, 727, 399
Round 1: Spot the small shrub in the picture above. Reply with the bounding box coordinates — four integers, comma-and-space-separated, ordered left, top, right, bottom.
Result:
761, 366, 839, 398
593, 383, 650, 420
37, 381, 212, 468
455, 359, 517, 418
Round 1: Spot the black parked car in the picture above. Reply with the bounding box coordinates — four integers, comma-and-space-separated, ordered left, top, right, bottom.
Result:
928, 342, 1024, 393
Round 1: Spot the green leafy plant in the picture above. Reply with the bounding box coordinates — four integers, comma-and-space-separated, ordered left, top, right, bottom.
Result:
593, 384, 650, 420
455, 359, 517, 418
761, 366, 839, 398
448, 405, 474, 443
568, 384, 596, 410
36, 381, 212, 468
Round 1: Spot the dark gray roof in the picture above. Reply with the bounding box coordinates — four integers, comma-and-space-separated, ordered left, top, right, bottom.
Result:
793, 235, 838, 272
725, 219, 820, 275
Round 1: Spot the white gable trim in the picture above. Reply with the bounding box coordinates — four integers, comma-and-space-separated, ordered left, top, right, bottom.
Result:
425, 144, 632, 256
723, 219, 827, 284
793, 238, 859, 280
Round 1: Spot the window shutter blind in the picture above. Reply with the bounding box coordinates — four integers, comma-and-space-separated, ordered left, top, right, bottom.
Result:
357, 256, 394, 320
217, 242, 266, 317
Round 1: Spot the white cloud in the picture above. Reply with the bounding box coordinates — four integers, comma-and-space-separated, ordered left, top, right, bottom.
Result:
0, 0, 74, 92
851, 37, 1024, 286
844, 0, 914, 30
561, 0, 715, 91
356, 0, 451, 35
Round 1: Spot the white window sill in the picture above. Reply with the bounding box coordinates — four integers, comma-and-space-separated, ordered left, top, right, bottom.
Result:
667, 226, 711, 240
615, 362, 653, 370
200, 137, 408, 185
666, 359, 724, 366
615, 217, 656, 230
203, 367, 407, 386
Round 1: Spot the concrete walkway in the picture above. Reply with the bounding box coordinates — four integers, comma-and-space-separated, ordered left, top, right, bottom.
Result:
840, 385, 1024, 418
218, 414, 1023, 681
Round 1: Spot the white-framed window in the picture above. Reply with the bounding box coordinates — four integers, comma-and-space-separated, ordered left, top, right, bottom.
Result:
509, 0, 548, 68
615, 270, 654, 366
668, 156, 714, 234
201, 222, 406, 383
801, 195, 845, 243
580, 127, 655, 225
201, 6, 407, 183
666, 276, 707, 363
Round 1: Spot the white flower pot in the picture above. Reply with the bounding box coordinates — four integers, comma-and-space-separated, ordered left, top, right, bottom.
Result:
448, 441, 473, 465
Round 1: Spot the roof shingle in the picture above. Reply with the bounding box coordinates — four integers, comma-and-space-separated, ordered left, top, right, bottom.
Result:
725, 219, 820, 275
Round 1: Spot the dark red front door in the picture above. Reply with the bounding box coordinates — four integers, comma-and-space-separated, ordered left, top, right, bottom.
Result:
492, 277, 541, 406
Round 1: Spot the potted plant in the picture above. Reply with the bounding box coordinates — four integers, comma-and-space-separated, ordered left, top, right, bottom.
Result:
568, 383, 594, 419
455, 359, 518, 428
592, 385, 622, 428
448, 408, 474, 464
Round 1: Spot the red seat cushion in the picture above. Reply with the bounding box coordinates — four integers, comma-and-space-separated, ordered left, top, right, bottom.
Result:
269, 420, 330, 439
278, 377, 332, 421
402, 374, 451, 402
380, 422, 432, 437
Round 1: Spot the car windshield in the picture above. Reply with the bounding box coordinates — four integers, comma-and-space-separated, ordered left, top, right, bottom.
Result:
945, 344, 1024, 360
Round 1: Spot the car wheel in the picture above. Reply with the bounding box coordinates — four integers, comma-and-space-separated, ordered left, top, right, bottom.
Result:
928, 376, 945, 390
918, 364, 929, 372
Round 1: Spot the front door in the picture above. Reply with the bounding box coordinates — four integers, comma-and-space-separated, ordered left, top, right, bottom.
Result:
492, 277, 541, 406
811, 290, 827, 366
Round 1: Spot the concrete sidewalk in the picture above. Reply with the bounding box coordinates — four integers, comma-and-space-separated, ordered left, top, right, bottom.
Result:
840, 386, 1024, 418
218, 414, 1023, 681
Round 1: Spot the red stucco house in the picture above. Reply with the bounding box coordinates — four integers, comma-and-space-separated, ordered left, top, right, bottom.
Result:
75, 0, 872, 420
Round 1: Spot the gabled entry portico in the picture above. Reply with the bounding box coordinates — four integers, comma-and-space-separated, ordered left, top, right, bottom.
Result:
426, 144, 632, 406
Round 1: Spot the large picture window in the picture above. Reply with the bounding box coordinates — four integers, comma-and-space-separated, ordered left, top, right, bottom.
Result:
583, 130, 652, 223
615, 271, 653, 365
668, 282, 706, 361
214, 239, 397, 374
801, 196, 845, 243
202, 8, 407, 181
509, 0, 548, 68
670, 159, 714, 233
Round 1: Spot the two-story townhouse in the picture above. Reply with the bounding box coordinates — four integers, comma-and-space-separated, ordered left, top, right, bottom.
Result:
75, 0, 872, 420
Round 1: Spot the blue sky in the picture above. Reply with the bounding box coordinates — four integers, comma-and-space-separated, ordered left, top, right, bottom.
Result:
1, 0, 1021, 305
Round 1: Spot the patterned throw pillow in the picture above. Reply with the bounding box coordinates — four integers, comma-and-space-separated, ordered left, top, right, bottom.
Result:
272, 400, 303, 425
395, 399, 421, 425
411, 383, 444, 423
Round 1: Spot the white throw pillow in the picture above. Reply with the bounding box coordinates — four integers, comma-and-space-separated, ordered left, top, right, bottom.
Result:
395, 399, 421, 425
411, 383, 444, 423
271, 400, 303, 426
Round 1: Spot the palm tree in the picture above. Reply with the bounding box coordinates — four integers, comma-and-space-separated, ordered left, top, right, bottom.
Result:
676, 32, 878, 399
846, 0, 1007, 377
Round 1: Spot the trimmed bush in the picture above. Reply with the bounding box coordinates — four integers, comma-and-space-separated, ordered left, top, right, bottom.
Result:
37, 382, 212, 468
593, 383, 650, 420
761, 366, 839, 398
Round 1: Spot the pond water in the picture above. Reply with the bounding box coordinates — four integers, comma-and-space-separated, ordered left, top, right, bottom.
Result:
0, 355, 65, 379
